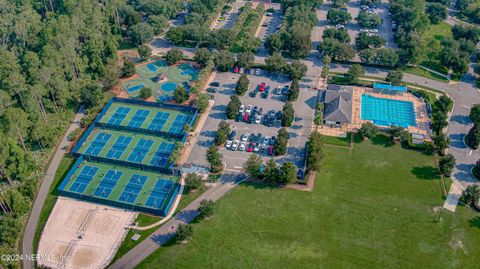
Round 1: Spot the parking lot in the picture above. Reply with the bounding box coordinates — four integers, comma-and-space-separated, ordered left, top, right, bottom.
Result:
255, 3, 283, 57
187, 69, 317, 172
212, 1, 246, 29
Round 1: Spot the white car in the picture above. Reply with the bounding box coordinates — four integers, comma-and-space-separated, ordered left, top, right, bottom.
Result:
231, 140, 239, 150
239, 105, 245, 113
255, 69, 261, 75
245, 105, 252, 113
241, 133, 249, 142
239, 142, 246, 151
225, 140, 232, 149
255, 115, 261, 124
239, 68, 244, 74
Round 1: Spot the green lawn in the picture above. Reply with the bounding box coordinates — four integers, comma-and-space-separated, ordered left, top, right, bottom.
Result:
423, 21, 453, 42
403, 66, 449, 82
33, 156, 76, 254
137, 136, 480, 268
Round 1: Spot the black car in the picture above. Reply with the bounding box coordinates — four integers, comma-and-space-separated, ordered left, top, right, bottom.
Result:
267, 118, 274, 127
206, 88, 217, 93
258, 107, 263, 115
228, 131, 237, 140
210, 82, 220, 87
252, 106, 258, 114
275, 111, 282, 120
248, 113, 256, 124
297, 169, 305, 180
269, 136, 276, 145
249, 89, 258, 97
282, 86, 289, 95
236, 112, 243, 122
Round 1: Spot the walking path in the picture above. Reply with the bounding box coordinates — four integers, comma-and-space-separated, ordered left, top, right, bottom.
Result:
22, 106, 85, 269
109, 172, 245, 269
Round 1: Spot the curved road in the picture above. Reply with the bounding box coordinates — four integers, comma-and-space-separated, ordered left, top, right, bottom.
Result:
22, 107, 84, 269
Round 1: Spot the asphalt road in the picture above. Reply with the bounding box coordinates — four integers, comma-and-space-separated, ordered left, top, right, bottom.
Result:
108, 172, 244, 269
22, 107, 85, 269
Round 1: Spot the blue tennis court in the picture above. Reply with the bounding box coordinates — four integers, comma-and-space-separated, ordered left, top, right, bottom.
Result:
127, 139, 153, 163
118, 174, 147, 204
145, 179, 174, 209
148, 112, 170, 131
127, 109, 150, 128
127, 84, 144, 93
106, 135, 132, 159
93, 169, 123, 198
146, 63, 157, 72
108, 107, 131, 125
158, 94, 173, 102
84, 133, 112, 156
150, 142, 175, 167
168, 114, 190, 134
69, 166, 99, 193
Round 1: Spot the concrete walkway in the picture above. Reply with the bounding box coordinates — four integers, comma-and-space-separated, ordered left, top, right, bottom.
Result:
22, 106, 85, 269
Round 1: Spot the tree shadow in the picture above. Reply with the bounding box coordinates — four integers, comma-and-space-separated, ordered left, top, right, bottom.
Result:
370, 134, 394, 147
468, 216, 480, 228
411, 166, 439, 180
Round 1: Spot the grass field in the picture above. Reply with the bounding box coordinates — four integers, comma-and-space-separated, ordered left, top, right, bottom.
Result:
424, 22, 453, 42
77, 127, 178, 167
403, 66, 449, 82
137, 136, 480, 268
60, 160, 179, 211
33, 156, 76, 254
99, 102, 192, 133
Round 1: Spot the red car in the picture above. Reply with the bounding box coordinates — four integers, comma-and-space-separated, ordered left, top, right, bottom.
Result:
243, 114, 249, 122
247, 143, 254, 152
259, 82, 266, 92
268, 146, 274, 155
234, 66, 240, 73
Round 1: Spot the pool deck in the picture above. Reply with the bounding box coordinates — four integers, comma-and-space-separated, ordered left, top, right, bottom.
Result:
319, 86, 431, 140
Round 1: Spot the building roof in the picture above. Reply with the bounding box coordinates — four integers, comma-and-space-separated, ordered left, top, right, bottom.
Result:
321, 85, 353, 124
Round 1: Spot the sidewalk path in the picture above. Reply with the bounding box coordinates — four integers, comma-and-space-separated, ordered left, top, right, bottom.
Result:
22, 106, 85, 269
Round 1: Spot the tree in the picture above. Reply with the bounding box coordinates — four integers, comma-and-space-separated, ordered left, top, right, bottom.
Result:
235, 73, 249, 96
236, 52, 254, 67
426, 3, 448, 24
375, 48, 399, 67
332, 0, 350, 8
149, 15, 169, 34
466, 122, 480, 149
176, 223, 193, 242
243, 154, 264, 179
194, 48, 211, 67
356, 11, 382, 28
387, 126, 408, 143
322, 28, 350, 43
211, 29, 235, 50
281, 102, 295, 127
433, 132, 451, 155
128, 23, 154, 45
358, 122, 378, 139
185, 173, 202, 190
280, 162, 298, 184
318, 38, 355, 61
206, 145, 223, 173
226, 95, 242, 119
439, 154, 455, 177
285, 61, 308, 80
431, 110, 448, 134
274, 128, 289, 156
174, 86, 189, 103
284, 22, 312, 58
166, 26, 185, 45
386, 70, 404, 85
166, 48, 183, 65
197, 199, 214, 219
265, 53, 287, 73
138, 45, 152, 59
138, 87, 152, 99
460, 185, 480, 207
215, 121, 231, 146
193, 93, 210, 113
288, 79, 300, 101
470, 104, 480, 123
327, 9, 352, 25
345, 64, 365, 84
214, 50, 235, 72
306, 132, 324, 172
314, 103, 324, 125
265, 33, 284, 54
264, 159, 280, 182
356, 33, 386, 50
80, 84, 102, 108
122, 61, 136, 78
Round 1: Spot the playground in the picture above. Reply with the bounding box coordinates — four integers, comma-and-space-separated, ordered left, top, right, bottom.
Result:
122, 60, 199, 102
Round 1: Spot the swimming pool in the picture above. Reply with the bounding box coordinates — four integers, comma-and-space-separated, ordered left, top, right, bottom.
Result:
361, 94, 416, 128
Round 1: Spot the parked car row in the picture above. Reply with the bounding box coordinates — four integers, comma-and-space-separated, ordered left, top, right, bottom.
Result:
225, 132, 276, 155
249, 84, 289, 99
233, 66, 262, 75
236, 105, 281, 126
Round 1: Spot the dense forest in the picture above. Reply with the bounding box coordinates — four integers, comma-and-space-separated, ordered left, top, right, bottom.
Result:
0, 0, 187, 268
